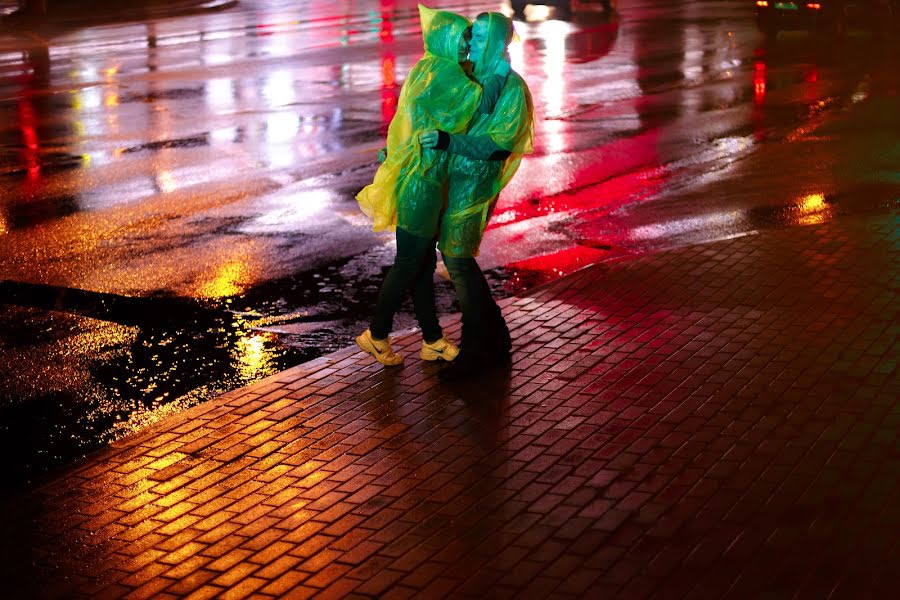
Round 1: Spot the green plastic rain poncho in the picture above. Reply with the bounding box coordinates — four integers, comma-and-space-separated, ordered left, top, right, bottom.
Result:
438, 13, 535, 258
356, 5, 484, 237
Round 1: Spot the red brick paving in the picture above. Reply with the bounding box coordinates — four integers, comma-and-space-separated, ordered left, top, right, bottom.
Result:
2, 213, 899, 598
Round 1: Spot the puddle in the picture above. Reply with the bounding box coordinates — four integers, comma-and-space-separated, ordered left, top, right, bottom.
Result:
0, 262, 514, 491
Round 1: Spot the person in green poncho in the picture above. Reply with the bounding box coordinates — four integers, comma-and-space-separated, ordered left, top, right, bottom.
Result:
419, 12, 535, 380
355, 5, 512, 367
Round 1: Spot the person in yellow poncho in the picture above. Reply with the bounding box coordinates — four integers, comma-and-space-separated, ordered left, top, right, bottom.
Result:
355, 5, 512, 366
419, 12, 535, 380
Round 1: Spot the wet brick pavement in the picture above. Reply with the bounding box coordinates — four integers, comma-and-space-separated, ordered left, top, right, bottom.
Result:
3, 213, 898, 599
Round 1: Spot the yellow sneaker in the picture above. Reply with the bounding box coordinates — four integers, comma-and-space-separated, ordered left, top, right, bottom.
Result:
356, 329, 404, 366
420, 337, 459, 362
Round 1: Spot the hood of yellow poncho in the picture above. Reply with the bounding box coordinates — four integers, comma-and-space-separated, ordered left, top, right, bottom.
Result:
355, 6, 483, 233
419, 4, 469, 63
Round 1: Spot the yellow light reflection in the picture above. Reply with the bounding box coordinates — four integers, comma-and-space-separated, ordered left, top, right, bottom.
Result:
105, 91, 118, 107
0, 211, 7, 235
800, 193, 825, 212
109, 395, 198, 440
795, 193, 832, 226
198, 260, 247, 298
232, 333, 277, 381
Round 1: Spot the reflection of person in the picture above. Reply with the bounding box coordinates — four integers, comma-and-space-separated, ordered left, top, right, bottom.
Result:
355, 4, 511, 367
420, 12, 534, 380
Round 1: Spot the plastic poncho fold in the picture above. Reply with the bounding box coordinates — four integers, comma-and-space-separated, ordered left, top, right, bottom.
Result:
440, 13, 535, 258
356, 5, 483, 236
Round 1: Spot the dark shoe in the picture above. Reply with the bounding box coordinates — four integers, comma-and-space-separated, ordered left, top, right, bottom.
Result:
491, 318, 512, 355
439, 349, 508, 381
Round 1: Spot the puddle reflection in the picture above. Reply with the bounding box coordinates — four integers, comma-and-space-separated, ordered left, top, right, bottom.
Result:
792, 192, 834, 226
0, 18, 363, 216
0, 284, 309, 489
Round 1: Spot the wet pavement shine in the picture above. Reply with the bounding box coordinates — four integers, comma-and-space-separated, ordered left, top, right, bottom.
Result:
1, 0, 899, 485
1, 212, 897, 598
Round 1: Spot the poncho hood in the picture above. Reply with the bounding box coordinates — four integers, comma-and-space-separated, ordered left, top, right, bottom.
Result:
473, 12, 514, 81
419, 4, 469, 62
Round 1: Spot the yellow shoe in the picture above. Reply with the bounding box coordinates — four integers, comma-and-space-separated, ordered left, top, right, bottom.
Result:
356, 329, 404, 366
420, 337, 459, 362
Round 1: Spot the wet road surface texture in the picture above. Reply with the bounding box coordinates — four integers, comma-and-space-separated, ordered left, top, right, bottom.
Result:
0, 0, 897, 488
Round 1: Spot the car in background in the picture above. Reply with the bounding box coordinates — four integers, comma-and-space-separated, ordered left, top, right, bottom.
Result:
754, 0, 898, 38
511, 0, 616, 20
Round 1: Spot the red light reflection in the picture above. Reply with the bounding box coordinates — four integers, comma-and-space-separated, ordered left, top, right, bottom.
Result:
381, 57, 398, 128
18, 100, 40, 182
753, 60, 766, 105
502, 245, 614, 294
380, 0, 398, 130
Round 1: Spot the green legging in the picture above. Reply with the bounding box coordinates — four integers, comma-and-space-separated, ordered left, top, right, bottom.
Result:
370, 227, 443, 344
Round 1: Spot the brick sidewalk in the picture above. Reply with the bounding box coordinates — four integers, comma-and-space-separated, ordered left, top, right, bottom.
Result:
3, 213, 898, 599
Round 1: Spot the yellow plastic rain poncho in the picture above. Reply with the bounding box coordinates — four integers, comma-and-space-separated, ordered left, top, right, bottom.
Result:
439, 13, 535, 258
356, 5, 483, 238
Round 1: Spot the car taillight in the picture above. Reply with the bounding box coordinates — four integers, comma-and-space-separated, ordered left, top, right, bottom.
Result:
806, 2, 821, 8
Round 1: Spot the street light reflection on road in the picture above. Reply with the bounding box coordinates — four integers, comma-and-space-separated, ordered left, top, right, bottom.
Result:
628, 210, 747, 243
198, 259, 249, 298
539, 19, 569, 156
262, 68, 295, 105
248, 188, 335, 233
205, 77, 236, 109
266, 111, 300, 142
155, 169, 177, 193
232, 331, 279, 381
681, 24, 704, 84
794, 192, 832, 226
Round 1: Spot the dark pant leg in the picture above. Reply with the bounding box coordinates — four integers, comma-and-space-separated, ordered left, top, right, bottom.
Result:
409, 239, 442, 343
480, 272, 510, 352
371, 228, 442, 342
444, 255, 510, 355
443, 256, 489, 353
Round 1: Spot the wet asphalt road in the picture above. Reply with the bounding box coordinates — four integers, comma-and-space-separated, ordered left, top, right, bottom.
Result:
0, 0, 897, 488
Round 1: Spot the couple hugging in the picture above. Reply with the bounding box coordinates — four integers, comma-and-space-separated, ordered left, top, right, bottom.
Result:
356, 5, 534, 381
